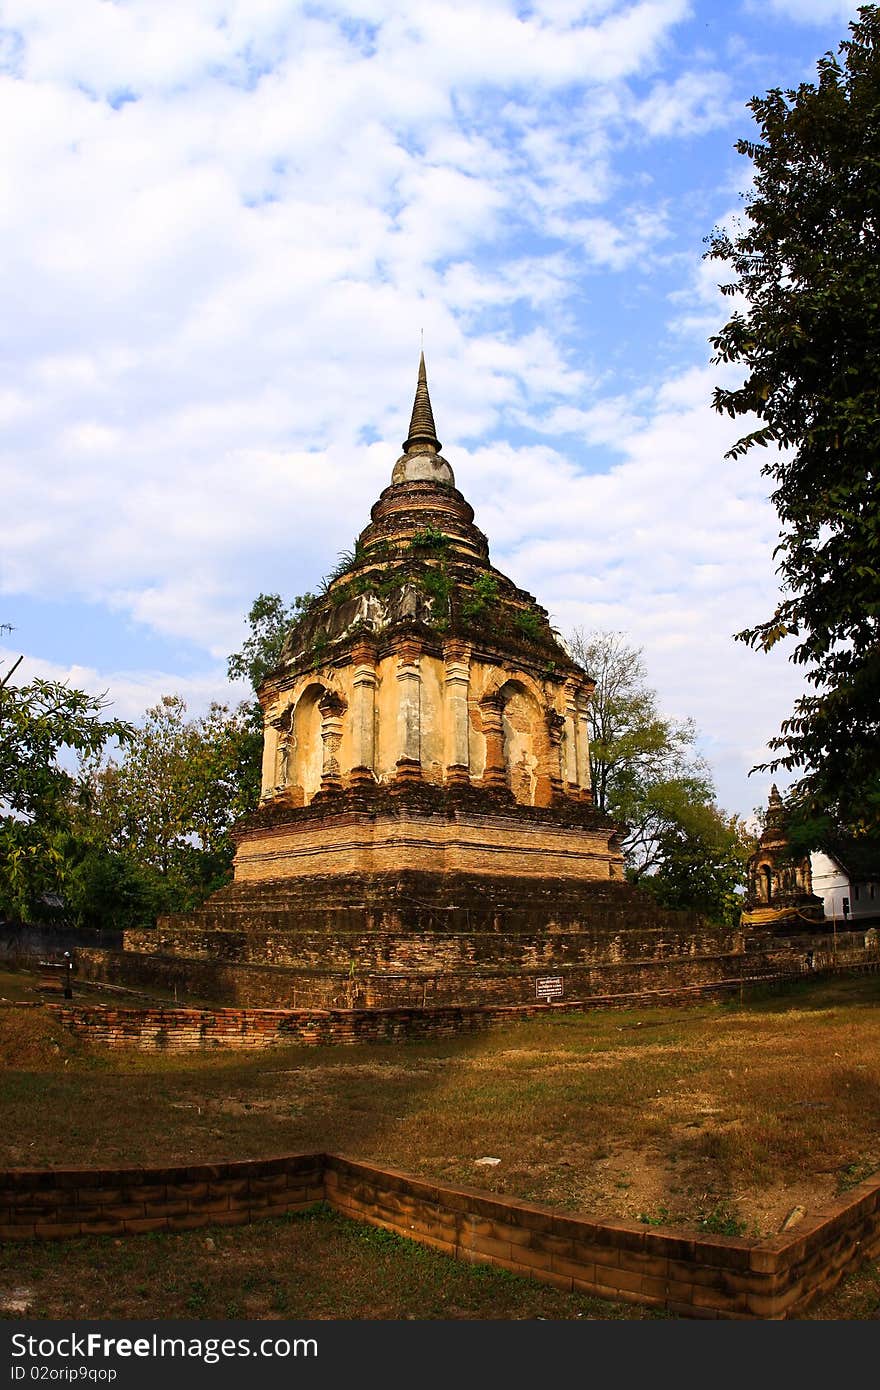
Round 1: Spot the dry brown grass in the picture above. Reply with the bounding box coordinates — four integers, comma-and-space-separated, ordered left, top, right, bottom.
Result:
3, 968, 880, 1318
2, 970, 880, 1242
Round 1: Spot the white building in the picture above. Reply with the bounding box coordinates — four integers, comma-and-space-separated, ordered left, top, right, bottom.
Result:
810, 844, 880, 926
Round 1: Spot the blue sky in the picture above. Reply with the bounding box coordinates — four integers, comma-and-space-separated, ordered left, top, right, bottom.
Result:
0, 0, 864, 817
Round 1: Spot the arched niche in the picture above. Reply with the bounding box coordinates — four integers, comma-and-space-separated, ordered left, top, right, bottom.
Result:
291, 682, 330, 805
498, 678, 547, 807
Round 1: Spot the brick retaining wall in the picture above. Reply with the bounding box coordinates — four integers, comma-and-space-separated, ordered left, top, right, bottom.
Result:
50, 1001, 495, 1047
0, 1154, 324, 1241
67, 942, 809, 1011
46, 969, 814, 1050
325, 1155, 880, 1319
125, 921, 743, 969
2, 1150, 879, 1318
47, 959, 880, 1050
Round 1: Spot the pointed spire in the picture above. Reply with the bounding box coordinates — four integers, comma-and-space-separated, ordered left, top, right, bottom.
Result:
765, 784, 785, 834
403, 352, 442, 454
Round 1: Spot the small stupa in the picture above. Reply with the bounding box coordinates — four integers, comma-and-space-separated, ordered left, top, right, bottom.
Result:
742, 785, 824, 928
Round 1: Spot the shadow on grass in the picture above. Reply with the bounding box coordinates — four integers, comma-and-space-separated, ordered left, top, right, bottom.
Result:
725, 971, 880, 1015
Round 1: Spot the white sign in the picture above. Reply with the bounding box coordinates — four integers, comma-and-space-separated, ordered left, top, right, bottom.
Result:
535, 976, 564, 1000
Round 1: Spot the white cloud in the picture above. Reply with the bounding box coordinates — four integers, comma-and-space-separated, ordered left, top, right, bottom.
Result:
633, 69, 737, 136
0, 645, 242, 726
452, 360, 808, 811
747, 1, 859, 23
0, 1, 822, 816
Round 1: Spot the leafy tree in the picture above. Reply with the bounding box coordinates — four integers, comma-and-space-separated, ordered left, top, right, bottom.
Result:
50, 832, 161, 933
82, 695, 261, 913
615, 773, 717, 880
225, 590, 313, 801
227, 591, 313, 704
639, 804, 754, 923
568, 628, 707, 819
0, 645, 131, 923
568, 628, 748, 919
705, 5, 880, 835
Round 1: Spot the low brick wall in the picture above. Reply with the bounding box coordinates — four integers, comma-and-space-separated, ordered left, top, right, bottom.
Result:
126, 921, 742, 970
3, 1150, 879, 1318
47, 966, 825, 1050
325, 1155, 880, 1319
0, 1154, 324, 1241
49, 1002, 496, 1048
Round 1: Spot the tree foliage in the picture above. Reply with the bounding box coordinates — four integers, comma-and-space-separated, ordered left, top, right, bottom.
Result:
223, 589, 311, 821
705, 5, 880, 835
638, 803, 754, 923
57, 835, 162, 933
80, 695, 261, 914
1, 618, 265, 925
569, 629, 749, 920
227, 592, 312, 703
570, 629, 702, 823
0, 646, 132, 923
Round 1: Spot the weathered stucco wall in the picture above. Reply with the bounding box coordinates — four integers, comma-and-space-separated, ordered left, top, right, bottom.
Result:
260, 649, 591, 810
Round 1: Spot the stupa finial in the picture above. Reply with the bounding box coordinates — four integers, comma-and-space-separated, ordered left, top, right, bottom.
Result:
403, 351, 442, 454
